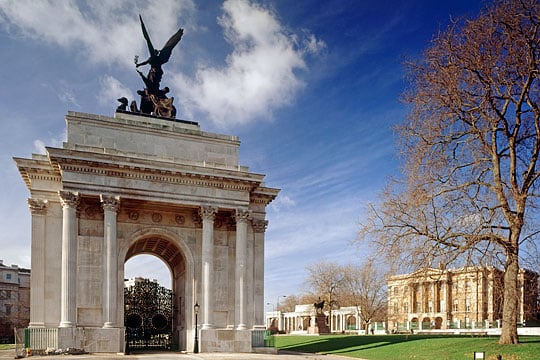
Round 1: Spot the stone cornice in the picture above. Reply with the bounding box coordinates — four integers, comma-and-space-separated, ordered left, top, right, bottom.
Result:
250, 186, 280, 205
14, 157, 61, 190
46, 147, 264, 192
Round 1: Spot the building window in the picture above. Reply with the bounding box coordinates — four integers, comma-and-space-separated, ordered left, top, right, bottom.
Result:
404, 302, 409, 313
5, 273, 11, 280
465, 299, 471, 312
393, 302, 398, 314
5, 304, 12, 316
428, 301, 433, 313
394, 286, 398, 296
453, 300, 459, 312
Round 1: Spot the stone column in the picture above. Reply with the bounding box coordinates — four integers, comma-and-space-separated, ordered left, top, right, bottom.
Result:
101, 195, 120, 328
28, 198, 48, 327
199, 205, 216, 329
59, 191, 79, 328
234, 209, 250, 330
252, 218, 268, 327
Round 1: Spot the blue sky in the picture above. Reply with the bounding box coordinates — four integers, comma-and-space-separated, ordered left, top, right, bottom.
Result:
0, 0, 484, 310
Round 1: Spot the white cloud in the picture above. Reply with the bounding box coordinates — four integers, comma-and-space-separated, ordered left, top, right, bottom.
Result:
0, 0, 194, 68
0, 0, 323, 128
270, 194, 295, 212
304, 33, 326, 54
99, 75, 134, 107
174, 0, 323, 128
33, 129, 66, 154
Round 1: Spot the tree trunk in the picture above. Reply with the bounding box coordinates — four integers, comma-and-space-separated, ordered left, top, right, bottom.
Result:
499, 244, 519, 344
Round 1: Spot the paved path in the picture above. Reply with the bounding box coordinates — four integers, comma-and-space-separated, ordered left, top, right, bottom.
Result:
0, 349, 362, 360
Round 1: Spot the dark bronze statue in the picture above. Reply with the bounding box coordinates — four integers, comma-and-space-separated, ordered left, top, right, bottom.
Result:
314, 298, 325, 314
116, 97, 128, 111
135, 15, 183, 94
117, 15, 183, 119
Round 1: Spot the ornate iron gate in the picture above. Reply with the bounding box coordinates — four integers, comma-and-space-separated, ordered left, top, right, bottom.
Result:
124, 279, 173, 351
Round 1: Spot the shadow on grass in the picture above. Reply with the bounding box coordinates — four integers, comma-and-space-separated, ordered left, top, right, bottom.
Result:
278, 334, 433, 353
277, 334, 540, 358
277, 334, 503, 354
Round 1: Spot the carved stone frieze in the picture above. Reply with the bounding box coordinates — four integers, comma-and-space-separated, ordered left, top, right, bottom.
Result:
84, 205, 101, 218
152, 212, 163, 223
175, 214, 185, 225
128, 211, 139, 220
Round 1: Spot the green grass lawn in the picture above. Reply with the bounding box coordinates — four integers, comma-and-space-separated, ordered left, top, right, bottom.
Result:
274, 334, 540, 360
0, 344, 15, 350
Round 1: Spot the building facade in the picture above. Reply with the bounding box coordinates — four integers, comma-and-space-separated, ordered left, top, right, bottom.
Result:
266, 304, 363, 334
387, 266, 539, 331
0, 261, 30, 343
14, 111, 279, 353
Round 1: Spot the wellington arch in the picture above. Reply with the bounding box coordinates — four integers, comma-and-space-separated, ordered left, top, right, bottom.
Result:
14, 110, 279, 353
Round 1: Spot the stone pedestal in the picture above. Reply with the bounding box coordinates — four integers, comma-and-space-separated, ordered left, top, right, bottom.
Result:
200, 329, 251, 353
309, 314, 330, 334
58, 327, 124, 353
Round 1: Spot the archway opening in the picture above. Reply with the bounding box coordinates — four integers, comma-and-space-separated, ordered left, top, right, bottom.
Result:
125, 254, 172, 289
123, 236, 188, 352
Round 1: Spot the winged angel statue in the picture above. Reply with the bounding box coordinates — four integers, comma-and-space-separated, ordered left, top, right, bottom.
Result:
118, 15, 183, 118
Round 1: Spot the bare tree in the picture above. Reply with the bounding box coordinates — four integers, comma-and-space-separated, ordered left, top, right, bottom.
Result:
342, 260, 388, 334
305, 260, 347, 330
359, 0, 540, 344
278, 295, 300, 312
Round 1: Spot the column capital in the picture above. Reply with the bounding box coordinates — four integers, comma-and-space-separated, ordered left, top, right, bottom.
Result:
27, 198, 48, 215
59, 191, 80, 209
235, 209, 251, 223
199, 205, 217, 221
100, 194, 121, 213
252, 219, 268, 233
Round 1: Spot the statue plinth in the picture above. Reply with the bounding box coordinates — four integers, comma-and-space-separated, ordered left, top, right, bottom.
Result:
308, 313, 330, 334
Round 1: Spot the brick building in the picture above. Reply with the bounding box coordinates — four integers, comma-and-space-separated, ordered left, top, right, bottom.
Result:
0, 260, 30, 343
387, 266, 539, 331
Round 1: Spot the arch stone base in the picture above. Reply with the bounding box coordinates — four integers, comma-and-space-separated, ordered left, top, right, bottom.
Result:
200, 329, 251, 353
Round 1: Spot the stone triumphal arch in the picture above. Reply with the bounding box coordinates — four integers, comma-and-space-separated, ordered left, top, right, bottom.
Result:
14, 111, 279, 353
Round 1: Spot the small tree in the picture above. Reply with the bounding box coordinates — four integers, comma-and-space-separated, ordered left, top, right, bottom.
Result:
305, 260, 347, 330
359, 0, 540, 344
342, 260, 388, 334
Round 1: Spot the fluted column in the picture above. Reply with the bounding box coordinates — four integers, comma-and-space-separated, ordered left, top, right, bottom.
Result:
235, 209, 250, 330
199, 205, 217, 329
27, 198, 48, 327
101, 195, 120, 328
252, 218, 268, 327
59, 191, 79, 328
